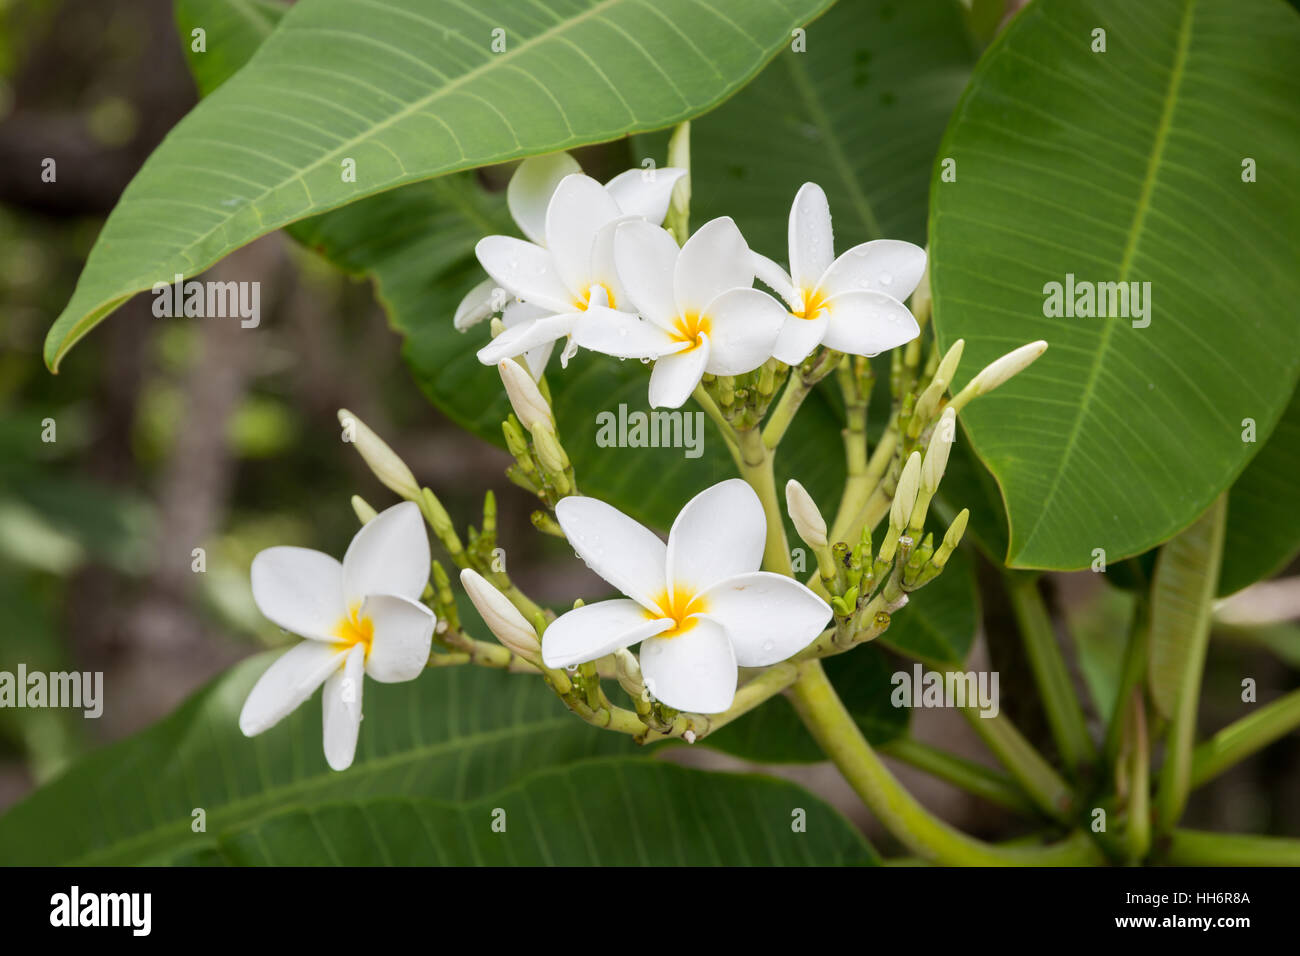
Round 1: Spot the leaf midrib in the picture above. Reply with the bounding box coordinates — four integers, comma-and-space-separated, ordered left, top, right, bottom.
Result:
782, 49, 883, 241
1012, 0, 1197, 564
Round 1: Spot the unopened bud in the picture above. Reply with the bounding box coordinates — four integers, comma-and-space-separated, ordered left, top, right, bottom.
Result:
972, 340, 1047, 395
614, 648, 644, 699
921, 408, 956, 493
932, 509, 970, 571
338, 408, 421, 501
459, 568, 541, 658
785, 479, 827, 549
890, 452, 922, 531
533, 426, 570, 474
498, 359, 553, 434
350, 494, 378, 525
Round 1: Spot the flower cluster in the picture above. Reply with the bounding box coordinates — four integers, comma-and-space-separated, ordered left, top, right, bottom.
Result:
456, 152, 925, 407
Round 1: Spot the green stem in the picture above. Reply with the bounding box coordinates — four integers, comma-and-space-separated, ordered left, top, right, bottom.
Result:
1154, 494, 1227, 833
762, 372, 812, 449
1103, 596, 1149, 770
789, 661, 1103, 865
961, 706, 1075, 823
692, 383, 742, 470
1004, 571, 1096, 776
828, 427, 896, 544
1122, 692, 1151, 863
1161, 829, 1300, 866
1190, 686, 1300, 788
737, 426, 791, 575
880, 737, 1036, 816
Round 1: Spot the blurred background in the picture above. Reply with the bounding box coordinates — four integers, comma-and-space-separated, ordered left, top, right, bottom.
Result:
1, 0, 1295, 852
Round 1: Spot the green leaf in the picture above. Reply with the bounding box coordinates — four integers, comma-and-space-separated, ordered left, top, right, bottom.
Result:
1147, 494, 1227, 719
686, 0, 979, 254
930, 0, 1300, 570
173, 760, 878, 865
46, 0, 837, 369
175, 0, 287, 95
0, 655, 639, 864
1220, 381, 1300, 595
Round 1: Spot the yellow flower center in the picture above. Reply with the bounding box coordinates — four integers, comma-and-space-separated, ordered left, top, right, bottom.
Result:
333, 603, 374, 658
575, 283, 616, 312
669, 311, 711, 351
792, 286, 830, 320
647, 585, 708, 638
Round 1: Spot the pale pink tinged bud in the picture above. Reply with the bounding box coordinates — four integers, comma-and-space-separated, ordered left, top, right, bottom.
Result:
459, 568, 540, 657
498, 359, 553, 434
785, 479, 828, 549
338, 408, 421, 501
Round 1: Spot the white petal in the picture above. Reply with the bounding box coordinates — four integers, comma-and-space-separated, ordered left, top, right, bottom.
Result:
572, 307, 686, 359
699, 288, 785, 375
239, 640, 345, 736
502, 299, 549, 328
554, 496, 668, 611
589, 217, 634, 307
666, 478, 764, 597
639, 617, 737, 713
820, 291, 921, 356
545, 174, 623, 299
521, 341, 555, 379
507, 151, 580, 245
648, 341, 710, 409
674, 217, 754, 316
614, 219, 681, 328
541, 599, 673, 669
362, 593, 435, 683
604, 167, 686, 224
817, 239, 927, 302
698, 571, 832, 666
453, 277, 500, 330
322, 643, 365, 771
752, 252, 800, 311
475, 236, 574, 314
342, 501, 429, 607
477, 312, 578, 365
788, 182, 835, 290
250, 546, 346, 642
773, 312, 831, 365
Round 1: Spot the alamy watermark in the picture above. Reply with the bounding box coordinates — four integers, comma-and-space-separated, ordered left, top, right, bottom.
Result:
595, 404, 704, 459
891, 663, 1000, 718
1042, 273, 1151, 328
0, 665, 103, 718
151, 273, 260, 328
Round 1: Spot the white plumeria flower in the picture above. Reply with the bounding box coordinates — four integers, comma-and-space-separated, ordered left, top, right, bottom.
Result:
574, 217, 787, 409
457, 152, 684, 377
543, 479, 831, 714
239, 502, 435, 771
753, 182, 925, 365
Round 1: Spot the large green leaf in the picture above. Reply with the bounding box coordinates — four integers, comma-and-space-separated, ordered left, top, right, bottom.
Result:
175, 0, 287, 95
0, 654, 639, 864
173, 761, 878, 865
688, 0, 979, 254
930, 0, 1300, 569
46, 0, 837, 369
1220, 381, 1300, 595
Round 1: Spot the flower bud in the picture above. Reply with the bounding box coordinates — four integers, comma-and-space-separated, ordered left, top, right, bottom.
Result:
350, 494, 378, 525
338, 408, 421, 501
890, 452, 922, 531
532, 426, 570, 475
498, 359, 553, 434
971, 340, 1047, 395
921, 408, 956, 493
785, 479, 827, 549
459, 568, 541, 658
931, 509, 970, 572
614, 648, 644, 699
